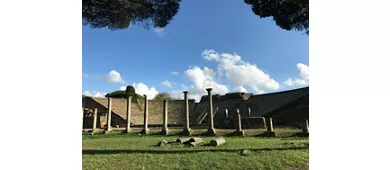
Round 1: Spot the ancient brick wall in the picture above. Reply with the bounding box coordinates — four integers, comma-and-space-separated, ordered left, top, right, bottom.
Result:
126, 99, 196, 126
82, 97, 196, 128
241, 117, 266, 129
82, 98, 111, 128
82, 87, 309, 129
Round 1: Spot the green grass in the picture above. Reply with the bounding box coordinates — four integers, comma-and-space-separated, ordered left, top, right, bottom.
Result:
83, 128, 309, 170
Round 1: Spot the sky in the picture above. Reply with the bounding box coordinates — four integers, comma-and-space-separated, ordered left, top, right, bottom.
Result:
82, 0, 309, 102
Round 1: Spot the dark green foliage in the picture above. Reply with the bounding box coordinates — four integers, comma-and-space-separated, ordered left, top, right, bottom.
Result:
83, 0, 308, 35
82, 0, 181, 30
154, 92, 173, 100
131, 93, 144, 102
125, 86, 136, 97
105, 85, 144, 101
105, 90, 127, 98
244, 0, 309, 34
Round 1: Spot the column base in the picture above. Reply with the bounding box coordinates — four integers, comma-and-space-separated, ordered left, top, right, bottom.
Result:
161, 128, 169, 135
235, 130, 245, 136
122, 129, 131, 134
206, 128, 217, 136
85, 130, 94, 135
294, 132, 309, 137
140, 128, 149, 135
103, 129, 112, 134
263, 131, 276, 137
182, 128, 192, 136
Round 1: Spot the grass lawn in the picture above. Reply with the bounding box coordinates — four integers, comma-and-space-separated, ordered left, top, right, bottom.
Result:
82, 128, 309, 170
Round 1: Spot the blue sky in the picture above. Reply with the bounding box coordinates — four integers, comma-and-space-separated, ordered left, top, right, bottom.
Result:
82, 0, 309, 101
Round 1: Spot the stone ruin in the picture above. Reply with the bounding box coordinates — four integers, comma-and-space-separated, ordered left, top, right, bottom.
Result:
82, 87, 309, 136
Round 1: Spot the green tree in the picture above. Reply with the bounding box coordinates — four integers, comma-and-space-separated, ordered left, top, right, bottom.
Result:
244, 0, 309, 34
154, 92, 173, 100
82, 0, 181, 30
125, 85, 136, 97
105, 85, 144, 101
105, 90, 127, 98
83, 0, 308, 34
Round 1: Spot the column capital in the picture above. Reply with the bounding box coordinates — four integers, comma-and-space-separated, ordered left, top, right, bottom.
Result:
143, 94, 147, 98
183, 90, 188, 94
206, 88, 213, 92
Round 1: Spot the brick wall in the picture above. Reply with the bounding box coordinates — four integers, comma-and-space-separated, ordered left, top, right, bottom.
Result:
82, 97, 196, 128
82, 87, 309, 129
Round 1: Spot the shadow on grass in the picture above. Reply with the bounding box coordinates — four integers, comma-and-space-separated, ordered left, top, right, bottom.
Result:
82, 146, 308, 155
281, 137, 309, 140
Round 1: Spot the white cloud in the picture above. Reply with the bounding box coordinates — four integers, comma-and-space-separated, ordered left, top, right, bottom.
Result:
101, 70, 125, 84
82, 73, 88, 77
170, 71, 180, 75
167, 50, 306, 100
202, 49, 280, 94
202, 49, 220, 61
161, 80, 173, 88
233, 86, 247, 92
153, 27, 164, 37
297, 63, 309, 80
248, 85, 265, 94
284, 63, 310, 86
83, 91, 106, 98
119, 83, 159, 99
132, 82, 159, 99
283, 78, 308, 86
183, 66, 229, 102
169, 90, 184, 100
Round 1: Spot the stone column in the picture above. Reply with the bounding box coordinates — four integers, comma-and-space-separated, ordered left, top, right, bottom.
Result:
302, 119, 309, 133
225, 109, 229, 118
264, 117, 276, 137
267, 118, 274, 132
82, 107, 84, 130
183, 91, 192, 136
261, 117, 267, 129
247, 108, 251, 118
235, 109, 244, 136
104, 98, 112, 133
123, 96, 132, 133
141, 95, 149, 135
223, 109, 230, 125
295, 119, 309, 137
92, 108, 98, 133
206, 88, 216, 135
161, 100, 169, 135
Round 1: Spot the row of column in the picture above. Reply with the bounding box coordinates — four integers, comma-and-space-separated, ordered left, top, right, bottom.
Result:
98, 89, 215, 135
86, 105, 308, 137
84, 88, 309, 136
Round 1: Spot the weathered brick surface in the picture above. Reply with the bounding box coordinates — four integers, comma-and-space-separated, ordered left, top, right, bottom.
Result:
82, 87, 309, 129
241, 117, 267, 129
237, 87, 309, 117
82, 97, 196, 128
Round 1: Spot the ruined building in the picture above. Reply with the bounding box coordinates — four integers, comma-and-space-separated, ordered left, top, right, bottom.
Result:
82, 87, 309, 129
